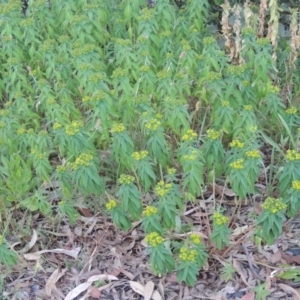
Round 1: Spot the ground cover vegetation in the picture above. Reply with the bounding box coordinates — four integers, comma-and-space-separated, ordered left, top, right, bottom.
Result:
1, 0, 300, 297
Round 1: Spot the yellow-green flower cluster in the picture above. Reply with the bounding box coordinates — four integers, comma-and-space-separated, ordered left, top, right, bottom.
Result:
203, 36, 216, 45
72, 153, 94, 170
244, 105, 253, 111
134, 94, 148, 104
206, 71, 222, 81
145, 232, 164, 247
37, 79, 48, 86
0, 109, 9, 116
20, 18, 34, 27
53, 122, 62, 130
58, 35, 70, 43
249, 126, 257, 133
143, 206, 157, 217
175, 72, 185, 79
0, 2, 20, 14
241, 27, 255, 36
132, 150, 148, 161
286, 149, 300, 161
182, 129, 197, 142
39, 39, 55, 52
27, 128, 34, 134
166, 52, 173, 58
17, 127, 26, 135
141, 65, 150, 72
261, 197, 286, 214
57, 57, 67, 65
138, 8, 155, 21
118, 174, 135, 185
0, 121, 5, 128
156, 113, 163, 119
207, 129, 220, 140
113, 38, 131, 46
213, 212, 229, 226
167, 168, 176, 175
257, 38, 270, 45
228, 64, 247, 76
4, 101, 11, 108
112, 67, 126, 78
7, 57, 19, 65
91, 90, 106, 101
88, 73, 105, 83
38, 130, 47, 136
182, 44, 191, 51
230, 139, 244, 148
245, 149, 261, 158
182, 150, 198, 161
31, 149, 46, 160
230, 159, 244, 170
155, 180, 172, 197
56, 165, 66, 172
65, 120, 83, 136
243, 80, 249, 87
292, 180, 300, 190
46, 98, 56, 105
71, 15, 87, 24
222, 101, 229, 107
269, 85, 280, 94
190, 233, 201, 245
106, 199, 117, 210
145, 119, 161, 131
161, 30, 171, 37
58, 200, 64, 206
82, 96, 90, 103
286, 106, 297, 115
157, 70, 169, 79
179, 247, 197, 262
111, 123, 125, 133
72, 43, 96, 57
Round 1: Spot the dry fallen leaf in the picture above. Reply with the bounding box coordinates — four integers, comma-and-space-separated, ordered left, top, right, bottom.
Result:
144, 281, 155, 300
64, 282, 92, 300
231, 225, 249, 237
87, 274, 118, 282
19, 229, 38, 254
278, 283, 300, 300
233, 259, 251, 288
46, 268, 67, 296
241, 292, 255, 300
129, 281, 145, 296
214, 183, 236, 197
281, 251, 300, 264
151, 290, 163, 300
270, 250, 282, 264
24, 247, 81, 260
89, 287, 101, 299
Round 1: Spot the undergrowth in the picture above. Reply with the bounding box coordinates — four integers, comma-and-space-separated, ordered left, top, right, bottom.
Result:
0, 0, 300, 286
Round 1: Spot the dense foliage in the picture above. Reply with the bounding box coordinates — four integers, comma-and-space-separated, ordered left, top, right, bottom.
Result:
1, 0, 300, 286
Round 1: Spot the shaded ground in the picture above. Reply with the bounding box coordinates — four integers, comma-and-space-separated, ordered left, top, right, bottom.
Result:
3, 186, 300, 300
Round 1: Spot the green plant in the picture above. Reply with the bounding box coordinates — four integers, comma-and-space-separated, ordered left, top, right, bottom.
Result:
220, 262, 236, 282
252, 283, 270, 300
210, 212, 231, 250
256, 197, 286, 245
0, 235, 17, 267
176, 233, 208, 286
